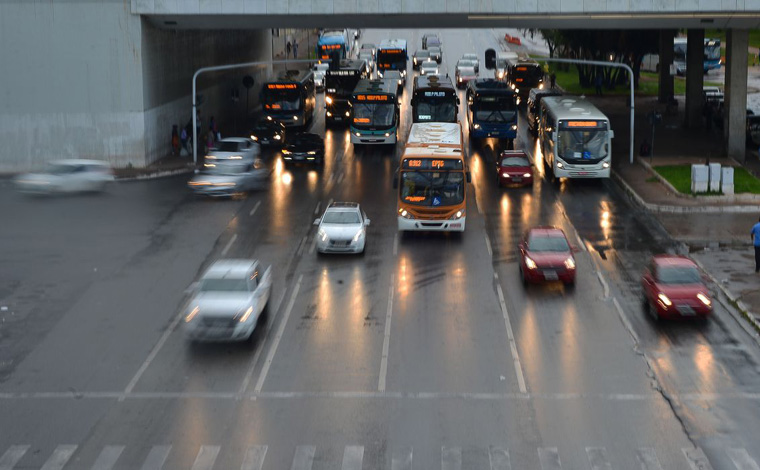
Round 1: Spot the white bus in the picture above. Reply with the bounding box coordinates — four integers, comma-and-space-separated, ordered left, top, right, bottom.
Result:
538, 96, 614, 180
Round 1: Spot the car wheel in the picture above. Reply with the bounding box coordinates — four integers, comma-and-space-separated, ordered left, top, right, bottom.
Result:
564, 280, 575, 290
646, 299, 660, 322
519, 265, 528, 286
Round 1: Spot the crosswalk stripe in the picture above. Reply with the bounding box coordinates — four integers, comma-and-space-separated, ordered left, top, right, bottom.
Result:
683, 447, 715, 470
341, 446, 364, 470
636, 447, 664, 470
290, 446, 315, 470
91, 445, 125, 470
40, 445, 77, 470
191, 445, 220, 470
727, 448, 760, 470
442, 446, 462, 470
587, 447, 613, 470
538, 447, 562, 470
391, 448, 412, 470
241, 445, 268, 470
488, 446, 512, 470
140, 445, 172, 470
0, 445, 30, 470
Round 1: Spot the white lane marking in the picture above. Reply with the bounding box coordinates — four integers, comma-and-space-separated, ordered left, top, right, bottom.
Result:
683, 447, 715, 470
489, 446, 512, 470
241, 446, 268, 470
378, 274, 396, 392
254, 274, 303, 392
494, 272, 528, 394
238, 290, 286, 396
91, 445, 125, 470
636, 448, 664, 470
290, 446, 315, 470
341, 446, 364, 470
0, 445, 30, 470
727, 448, 760, 470
613, 296, 641, 344
337, 172, 345, 184
249, 201, 261, 217
392, 448, 413, 470
586, 447, 612, 470
393, 232, 399, 256
442, 446, 462, 470
295, 235, 308, 257
314, 201, 321, 215
40, 445, 77, 470
221, 233, 238, 256
596, 271, 610, 299
191, 445, 220, 470
485, 233, 493, 257
140, 446, 171, 470
308, 233, 318, 254
538, 447, 562, 470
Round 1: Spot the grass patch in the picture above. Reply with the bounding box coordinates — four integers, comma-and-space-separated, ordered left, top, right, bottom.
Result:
653, 164, 760, 195
645, 176, 659, 183
734, 167, 760, 193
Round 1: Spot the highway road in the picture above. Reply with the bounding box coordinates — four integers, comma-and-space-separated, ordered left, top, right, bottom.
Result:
1, 29, 760, 470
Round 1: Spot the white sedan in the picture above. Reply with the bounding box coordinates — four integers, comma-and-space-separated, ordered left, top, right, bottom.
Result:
313, 202, 370, 254
205, 137, 260, 164
188, 160, 270, 197
184, 259, 272, 342
15, 159, 114, 195
419, 60, 439, 76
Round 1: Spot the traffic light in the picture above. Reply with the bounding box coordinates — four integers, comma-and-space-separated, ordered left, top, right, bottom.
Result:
485, 49, 496, 70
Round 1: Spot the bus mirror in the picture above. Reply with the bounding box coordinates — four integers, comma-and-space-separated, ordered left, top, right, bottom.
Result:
609, 130, 615, 139
485, 49, 496, 70
466, 171, 472, 183
393, 175, 398, 189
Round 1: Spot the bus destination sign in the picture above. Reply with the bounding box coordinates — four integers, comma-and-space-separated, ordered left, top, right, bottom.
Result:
355, 94, 389, 101
402, 158, 463, 170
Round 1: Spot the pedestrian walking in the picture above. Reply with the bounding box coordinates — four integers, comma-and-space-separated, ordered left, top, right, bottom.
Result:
286, 41, 292, 58
171, 125, 179, 156
752, 215, 760, 273
595, 72, 603, 96
550, 72, 556, 89
293, 39, 298, 59
180, 126, 189, 156
206, 128, 216, 153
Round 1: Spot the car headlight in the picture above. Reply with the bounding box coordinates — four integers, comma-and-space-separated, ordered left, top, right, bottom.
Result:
229, 155, 243, 160
325, 96, 333, 104
473, 123, 480, 129
525, 257, 537, 270
502, 173, 509, 177
377, 71, 383, 77
398, 79, 403, 85
308, 151, 316, 155
697, 293, 712, 306
266, 116, 272, 121
355, 132, 361, 137
450, 209, 465, 219
327, 111, 333, 117
385, 132, 391, 137
539, 83, 544, 89
353, 229, 365, 242
185, 306, 199, 323
564, 257, 576, 269
414, 58, 418, 64
251, 135, 258, 141
658, 293, 672, 307
602, 161, 610, 168
345, 111, 350, 116
318, 228, 328, 242
498, 72, 504, 78
274, 134, 281, 140
511, 124, 518, 131
516, 97, 521, 105
239, 306, 254, 323
523, 173, 531, 178
206, 155, 217, 160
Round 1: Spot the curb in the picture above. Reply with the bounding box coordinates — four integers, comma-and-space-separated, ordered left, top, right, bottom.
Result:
115, 167, 195, 182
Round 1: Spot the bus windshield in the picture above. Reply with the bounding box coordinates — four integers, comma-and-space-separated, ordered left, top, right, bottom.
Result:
414, 95, 457, 122
326, 75, 361, 96
263, 88, 301, 111
377, 50, 406, 69
704, 44, 721, 60
400, 170, 465, 206
473, 96, 516, 123
557, 129, 608, 163
511, 65, 543, 87
352, 102, 395, 128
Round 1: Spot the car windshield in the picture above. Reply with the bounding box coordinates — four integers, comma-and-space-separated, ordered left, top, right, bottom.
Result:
326, 74, 362, 96
323, 211, 361, 224
501, 156, 530, 166
429, 47, 440, 53
400, 171, 465, 206
352, 103, 395, 128
458, 60, 475, 69
203, 163, 249, 175
658, 266, 701, 284
528, 235, 569, 252
215, 141, 242, 152
557, 129, 608, 163
45, 163, 80, 174
416, 51, 430, 59
199, 278, 249, 292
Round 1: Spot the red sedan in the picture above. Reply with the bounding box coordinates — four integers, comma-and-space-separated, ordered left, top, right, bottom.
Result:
641, 255, 712, 320
497, 150, 534, 187
519, 227, 576, 287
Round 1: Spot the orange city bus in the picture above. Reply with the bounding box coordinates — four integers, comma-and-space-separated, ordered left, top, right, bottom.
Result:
394, 122, 470, 232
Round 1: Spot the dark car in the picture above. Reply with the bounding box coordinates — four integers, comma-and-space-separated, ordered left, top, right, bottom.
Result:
422, 34, 441, 49
496, 150, 533, 187
383, 70, 405, 96
527, 88, 562, 136
282, 132, 324, 165
427, 46, 442, 64
413, 50, 431, 70
519, 227, 576, 287
250, 118, 286, 146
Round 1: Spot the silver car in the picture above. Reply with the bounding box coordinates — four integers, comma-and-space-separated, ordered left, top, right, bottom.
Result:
420, 60, 439, 76
455, 59, 478, 89
313, 202, 370, 254
427, 46, 442, 64
205, 137, 260, 164
359, 51, 375, 75
188, 160, 270, 197
461, 53, 480, 72
184, 259, 272, 342
313, 63, 329, 90
15, 159, 114, 195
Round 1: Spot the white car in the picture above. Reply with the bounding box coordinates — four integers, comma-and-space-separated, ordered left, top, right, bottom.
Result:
359, 52, 375, 75
188, 160, 270, 197
205, 137, 260, 164
313, 202, 370, 254
15, 159, 114, 195
184, 259, 272, 342
461, 53, 480, 72
313, 63, 329, 90
420, 60, 439, 76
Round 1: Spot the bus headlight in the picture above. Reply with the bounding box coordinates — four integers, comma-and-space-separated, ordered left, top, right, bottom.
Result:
325, 96, 333, 104
473, 123, 480, 129
450, 209, 465, 219
556, 162, 564, 169
385, 132, 391, 137
355, 132, 361, 137
511, 125, 518, 131
326, 111, 332, 117
293, 116, 299, 121
266, 116, 272, 121
399, 208, 414, 219
602, 161, 610, 169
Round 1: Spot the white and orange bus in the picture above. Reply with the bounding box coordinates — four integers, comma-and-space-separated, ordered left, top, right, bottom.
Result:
394, 122, 470, 232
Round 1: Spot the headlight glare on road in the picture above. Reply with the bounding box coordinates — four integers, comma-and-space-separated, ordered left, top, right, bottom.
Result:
185, 306, 199, 323
697, 293, 711, 306
239, 306, 254, 323
525, 257, 537, 270
658, 293, 673, 307
564, 257, 576, 269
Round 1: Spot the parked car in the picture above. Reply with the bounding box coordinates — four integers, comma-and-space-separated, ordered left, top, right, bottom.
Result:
250, 118, 286, 147
282, 132, 325, 165
313, 63, 330, 90
183, 259, 272, 342
427, 46, 442, 64
313, 202, 370, 254
455, 59, 478, 89
496, 150, 533, 187
461, 53, 479, 72
15, 159, 114, 195
413, 49, 431, 70
420, 60, 439, 76
519, 227, 576, 287
206, 137, 260, 164
188, 160, 269, 197
641, 255, 712, 320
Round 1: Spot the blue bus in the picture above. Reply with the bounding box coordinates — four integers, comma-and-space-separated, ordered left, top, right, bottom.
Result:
376, 39, 408, 85
317, 30, 350, 60
465, 79, 518, 148
260, 70, 316, 128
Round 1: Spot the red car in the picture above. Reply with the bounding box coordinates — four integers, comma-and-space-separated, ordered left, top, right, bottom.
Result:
497, 150, 534, 187
641, 255, 712, 320
519, 227, 576, 286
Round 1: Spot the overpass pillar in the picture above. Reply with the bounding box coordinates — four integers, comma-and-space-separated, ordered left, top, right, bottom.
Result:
684, 29, 705, 129
724, 29, 749, 161
658, 29, 676, 103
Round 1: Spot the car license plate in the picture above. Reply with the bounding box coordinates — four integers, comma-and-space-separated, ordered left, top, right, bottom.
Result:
677, 305, 695, 316
512, 177, 523, 182
543, 270, 558, 280
261, 139, 269, 144
490, 132, 500, 137
334, 117, 343, 121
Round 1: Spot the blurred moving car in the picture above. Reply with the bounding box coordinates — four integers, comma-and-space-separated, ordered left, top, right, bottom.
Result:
188, 160, 269, 197
282, 132, 325, 165
313, 202, 370, 254
455, 59, 478, 89
461, 53, 480, 72
206, 137, 260, 164
313, 63, 330, 90
496, 150, 533, 187
360, 43, 376, 55
15, 159, 114, 195
382, 70, 405, 96
183, 259, 272, 342
641, 255, 712, 320
420, 60, 439, 76
519, 227, 576, 286
250, 118, 286, 147
412, 49, 431, 70
427, 46, 442, 64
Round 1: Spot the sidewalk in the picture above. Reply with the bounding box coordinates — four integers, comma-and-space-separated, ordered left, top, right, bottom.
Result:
114, 153, 195, 181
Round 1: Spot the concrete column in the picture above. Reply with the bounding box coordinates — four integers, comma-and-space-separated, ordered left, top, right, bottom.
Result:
724, 29, 749, 161
684, 29, 705, 129
658, 29, 676, 103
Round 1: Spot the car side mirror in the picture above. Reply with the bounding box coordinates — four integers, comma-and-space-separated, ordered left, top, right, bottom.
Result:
313, 218, 321, 226
393, 173, 398, 189
466, 171, 472, 183
365, 219, 371, 226
609, 130, 615, 139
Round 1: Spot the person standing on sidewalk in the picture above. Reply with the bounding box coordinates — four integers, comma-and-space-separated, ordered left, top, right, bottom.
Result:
286, 41, 292, 58
293, 39, 298, 59
752, 216, 760, 273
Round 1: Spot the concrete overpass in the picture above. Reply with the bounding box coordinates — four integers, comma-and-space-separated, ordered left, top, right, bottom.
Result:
0, 0, 757, 171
